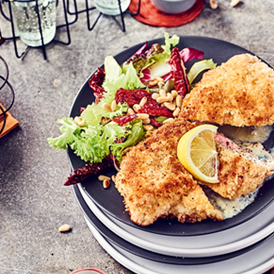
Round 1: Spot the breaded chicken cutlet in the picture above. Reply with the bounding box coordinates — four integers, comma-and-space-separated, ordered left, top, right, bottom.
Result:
115, 118, 273, 226
180, 54, 274, 127
115, 118, 224, 226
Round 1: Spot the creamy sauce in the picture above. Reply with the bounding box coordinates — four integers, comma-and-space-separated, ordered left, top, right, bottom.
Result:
219, 125, 272, 143
203, 186, 259, 219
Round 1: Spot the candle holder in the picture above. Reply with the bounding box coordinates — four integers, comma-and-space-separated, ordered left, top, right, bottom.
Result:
0, 0, 141, 60
0, 56, 15, 136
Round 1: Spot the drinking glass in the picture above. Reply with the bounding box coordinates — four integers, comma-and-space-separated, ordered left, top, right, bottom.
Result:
93, 0, 130, 16
11, 0, 56, 47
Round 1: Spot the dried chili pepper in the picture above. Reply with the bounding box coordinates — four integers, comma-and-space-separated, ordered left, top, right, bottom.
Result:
170, 47, 190, 98
88, 67, 106, 101
64, 155, 113, 186
113, 114, 138, 126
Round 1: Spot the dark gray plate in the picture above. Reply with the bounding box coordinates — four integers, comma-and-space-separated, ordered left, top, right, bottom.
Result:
68, 36, 274, 236
73, 184, 274, 265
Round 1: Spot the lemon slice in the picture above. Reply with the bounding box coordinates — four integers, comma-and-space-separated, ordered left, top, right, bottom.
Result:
177, 124, 219, 183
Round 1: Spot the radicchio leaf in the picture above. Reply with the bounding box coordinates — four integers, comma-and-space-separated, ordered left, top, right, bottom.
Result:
180, 48, 204, 63
88, 67, 105, 101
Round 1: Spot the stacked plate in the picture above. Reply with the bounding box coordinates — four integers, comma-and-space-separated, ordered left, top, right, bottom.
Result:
69, 36, 274, 274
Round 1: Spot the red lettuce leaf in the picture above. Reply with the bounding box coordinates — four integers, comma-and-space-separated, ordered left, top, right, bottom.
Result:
180, 48, 204, 63
88, 67, 106, 101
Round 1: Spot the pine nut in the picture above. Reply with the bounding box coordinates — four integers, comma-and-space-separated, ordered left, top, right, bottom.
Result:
230, 0, 241, 7
74, 116, 86, 127
164, 102, 176, 111
74, 116, 80, 123
137, 113, 150, 120
139, 97, 147, 107
152, 93, 160, 100
155, 76, 164, 82
159, 89, 166, 97
143, 125, 154, 131
166, 93, 173, 102
98, 175, 111, 181
142, 118, 151, 124
171, 90, 178, 99
133, 104, 141, 112
103, 179, 110, 189
102, 102, 112, 112
157, 81, 165, 88
127, 107, 135, 115
157, 96, 169, 104
173, 107, 181, 117
79, 120, 86, 127
163, 118, 174, 124
59, 224, 71, 232
111, 100, 117, 111
176, 95, 183, 108
111, 175, 116, 183
210, 0, 218, 9
149, 79, 158, 86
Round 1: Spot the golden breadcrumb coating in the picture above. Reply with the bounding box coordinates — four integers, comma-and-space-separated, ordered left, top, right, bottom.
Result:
180, 54, 274, 127
115, 118, 223, 226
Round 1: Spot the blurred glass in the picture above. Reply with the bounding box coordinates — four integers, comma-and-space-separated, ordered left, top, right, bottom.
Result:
93, 0, 130, 15
11, 0, 56, 47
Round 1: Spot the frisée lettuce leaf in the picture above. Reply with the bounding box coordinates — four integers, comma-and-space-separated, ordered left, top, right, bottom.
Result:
48, 118, 132, 163
48, 117, 145, 164
80, 101, 128, 126
161, 32, 180, 58
111, 120, 145, 163
48, 118, 80, 150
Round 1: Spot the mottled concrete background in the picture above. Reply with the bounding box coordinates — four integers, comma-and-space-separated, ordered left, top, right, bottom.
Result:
1, 0, 274, 273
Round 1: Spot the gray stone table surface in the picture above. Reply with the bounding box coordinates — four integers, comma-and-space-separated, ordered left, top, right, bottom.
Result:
1, 0, 274, 273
